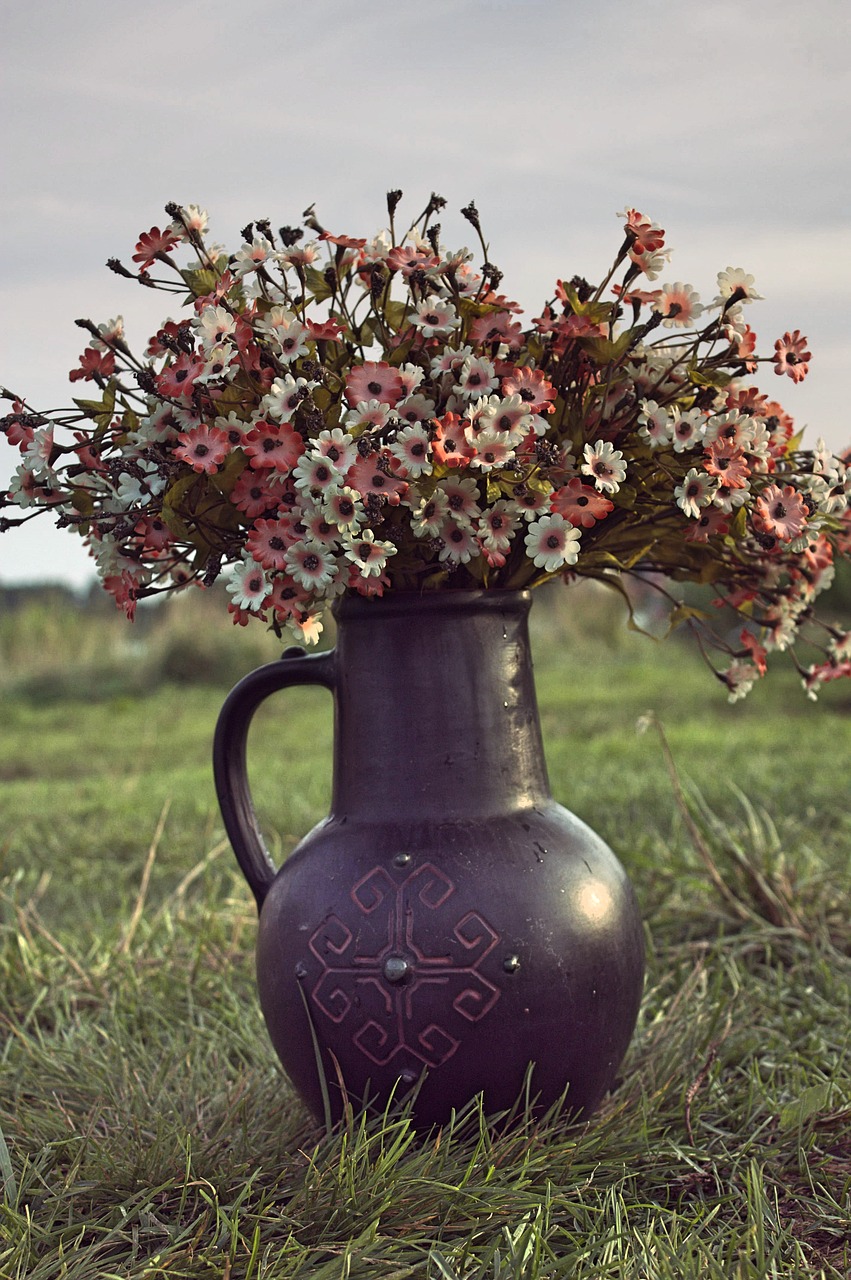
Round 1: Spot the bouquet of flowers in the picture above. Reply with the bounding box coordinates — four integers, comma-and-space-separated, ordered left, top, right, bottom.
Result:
2, 194, 849, 699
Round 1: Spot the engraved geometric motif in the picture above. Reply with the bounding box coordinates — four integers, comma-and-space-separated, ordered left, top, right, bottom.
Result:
307, 861, 501, 1069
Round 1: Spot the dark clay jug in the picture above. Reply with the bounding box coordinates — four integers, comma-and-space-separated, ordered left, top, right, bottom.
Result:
213, 589, 644, 1128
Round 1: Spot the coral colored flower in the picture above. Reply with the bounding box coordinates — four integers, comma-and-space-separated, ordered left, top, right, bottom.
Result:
346, 452, 408, 505
703, 442, 751, 489
174, 425, 230, 474
386, 244, 440, 276
267, 574, 310, 619
230, 469, 285, 517
69, 347, 116, 383
500, 367, 556, 414
244, 422, 304, 473
739, 628, 768, 676
469, 311, 524, 347
684, 506, 730, 543
157, 353, 205, 399
773, 330, 811, 383
305, 317, 344, 341
754, 483, 809, 541
247, 517, 299, 569
620, 208, 665, 256
551, 478, 614, 528
431, 414, 476, 468
132, 226, 179, 268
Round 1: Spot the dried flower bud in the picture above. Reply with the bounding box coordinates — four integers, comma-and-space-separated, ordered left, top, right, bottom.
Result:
278, 225, 303, 247
386, 190, 403, 218
460, 202, 481, 231
107, 257, 135, 279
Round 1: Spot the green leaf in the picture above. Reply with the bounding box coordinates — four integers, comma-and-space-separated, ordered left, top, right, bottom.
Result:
179, 266, 220, 300
73, 382, 117, 448
560, 283, 612, 325
69, 487, 94, 518
688, 366, 732, 390
304, 266, 335, 304
575, 330, 635, 366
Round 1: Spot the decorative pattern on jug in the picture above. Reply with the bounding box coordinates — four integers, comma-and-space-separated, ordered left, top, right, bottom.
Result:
303, 860, 502, 1071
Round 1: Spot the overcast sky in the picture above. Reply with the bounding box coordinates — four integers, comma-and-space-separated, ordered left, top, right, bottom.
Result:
2, 0, 849, 587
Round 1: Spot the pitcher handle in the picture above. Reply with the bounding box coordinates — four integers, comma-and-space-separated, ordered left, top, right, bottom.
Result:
213, 646, 337, 911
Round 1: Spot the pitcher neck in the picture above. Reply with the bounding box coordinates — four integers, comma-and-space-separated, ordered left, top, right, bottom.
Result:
329, 590, 551, 822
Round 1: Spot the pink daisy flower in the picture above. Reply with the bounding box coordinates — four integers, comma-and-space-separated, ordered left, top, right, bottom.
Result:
267, 574, 310, 620
284, 540, 337, 591
703, 442, 751, 489
652, 282, 703, 328
684, 506, 730, 543
231, 469, 287, 517
157, 353, 205, 400
174, 424, 230, 474
754, 483, 809, 541
226, 558, 269, 611
410, 297, 458, 337
344, 529, 397, 577
345, 362, 404, 408
244, 422, 304, 473
246, 517, 300, 570
345, 453, 408, 505
410, 489, 450, 537
438, 518, 478, 565
323, 486, 366, 532
773, 330, 811, 383
344, 398, 394, 432
388, 424, 432, 478
674, 469, 717, 519
500, 367, 556, 414
524, 514, 582, 571
437, 475, 482, 528
477, 501, 519, 553
581, 440, 627, 493
312, 428, 357, 472
469, 431, 515, 471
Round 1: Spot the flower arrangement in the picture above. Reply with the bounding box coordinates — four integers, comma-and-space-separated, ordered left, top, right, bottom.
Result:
2, 194, 849, 699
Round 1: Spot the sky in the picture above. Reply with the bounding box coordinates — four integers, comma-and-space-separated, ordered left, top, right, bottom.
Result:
2, 0, 849, 587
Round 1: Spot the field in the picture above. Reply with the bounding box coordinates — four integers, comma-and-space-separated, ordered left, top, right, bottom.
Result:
1, 584, 849, 1278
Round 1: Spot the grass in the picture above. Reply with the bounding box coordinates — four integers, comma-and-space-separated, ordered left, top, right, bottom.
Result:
1, 586, 849, 1277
